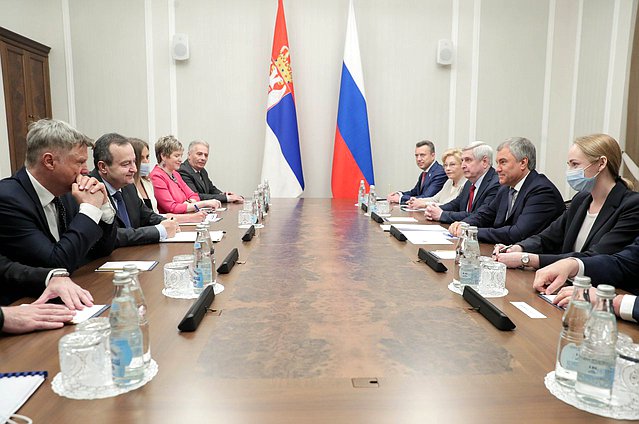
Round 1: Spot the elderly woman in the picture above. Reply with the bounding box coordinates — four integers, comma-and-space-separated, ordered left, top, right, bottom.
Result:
494, 133, 639, 271
129, 138, 206, 223
149, 135, 221, 214
407, 148, 466, 209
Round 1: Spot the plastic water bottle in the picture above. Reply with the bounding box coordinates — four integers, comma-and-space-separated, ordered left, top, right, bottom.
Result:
193, 225, 212, 293
122, 264, 150, 367
253, 190, 263, 224
202, 222, 217, 285
459, 226, 480, 288
554, 276, 592, 387
369, 185, 377, 214
455, 222, 470, 264
575, 284, 618, 406
357, 180, 366, 207
109, 272, 145, 386
264, 179, 271, 205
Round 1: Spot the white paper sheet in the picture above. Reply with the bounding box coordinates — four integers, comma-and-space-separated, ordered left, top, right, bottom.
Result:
386, 217, 418, 223
392, 224, 449, 232
380, 224, 391, 232
511, 302, 547, 319
431, 250, 457, 260
403, 231, 453, 245
162, 230, 224, 243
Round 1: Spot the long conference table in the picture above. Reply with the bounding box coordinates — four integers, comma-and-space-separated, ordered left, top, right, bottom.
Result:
1, 199, 638, 423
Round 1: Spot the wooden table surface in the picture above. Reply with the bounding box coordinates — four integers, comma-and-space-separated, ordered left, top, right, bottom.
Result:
1, 198, 637, 423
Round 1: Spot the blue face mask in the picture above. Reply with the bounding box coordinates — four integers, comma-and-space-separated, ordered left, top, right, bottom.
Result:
566, 162, 599, 193
139, 162, 152, 177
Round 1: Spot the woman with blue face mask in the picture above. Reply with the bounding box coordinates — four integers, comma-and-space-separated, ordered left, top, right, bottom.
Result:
129, 137, 206, 224
494, 133, 639, 272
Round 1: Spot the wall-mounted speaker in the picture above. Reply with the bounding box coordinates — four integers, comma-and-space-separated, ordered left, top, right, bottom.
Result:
437, 39, 454, 66
171, 33, 190, 61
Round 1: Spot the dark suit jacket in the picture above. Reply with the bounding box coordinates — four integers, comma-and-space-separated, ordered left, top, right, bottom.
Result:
178, 161, 226, 203
0, 168, 117, 273
400, 161, 447, 203
581, 236, 639, 295
517, 180, 639, 267
0, 254, 51, 306
462, 170, 565, 245
439, 167, 500, 224
90, 170, 165, 247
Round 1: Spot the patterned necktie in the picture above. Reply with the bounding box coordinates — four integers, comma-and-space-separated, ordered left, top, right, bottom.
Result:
112, 191, 132, 228
466, 184, 476, 212
506, 188, 517, 219
52, 197, 67, 235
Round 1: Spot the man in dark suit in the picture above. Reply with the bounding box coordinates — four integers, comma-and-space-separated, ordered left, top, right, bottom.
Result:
0, 252, 93, 307
179, 140, 244, 204
533, 238, 639, 322
91, 133, 179, 247
425, 141, 500, 223
0, 253, 93, 333
387, 140, 447, 204
449, 137, 565, 245
0, 119, 117, 273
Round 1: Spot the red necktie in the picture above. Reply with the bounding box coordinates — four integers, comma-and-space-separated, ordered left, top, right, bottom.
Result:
420, 172, 426, 190
466, 184, 476, 212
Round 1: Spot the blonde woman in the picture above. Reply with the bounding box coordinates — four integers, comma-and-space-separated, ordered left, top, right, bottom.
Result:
129, 138, 206, 223
408, 148, 466, 208
495, 133, 639, 270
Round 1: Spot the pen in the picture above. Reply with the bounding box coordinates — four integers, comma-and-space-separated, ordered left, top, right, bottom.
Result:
499, 244, 513, 253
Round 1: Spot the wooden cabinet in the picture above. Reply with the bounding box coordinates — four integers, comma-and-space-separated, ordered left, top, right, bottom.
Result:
0, 27, 52, 174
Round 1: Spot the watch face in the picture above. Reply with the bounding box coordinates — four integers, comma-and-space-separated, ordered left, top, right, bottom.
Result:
522, 254, 530, 265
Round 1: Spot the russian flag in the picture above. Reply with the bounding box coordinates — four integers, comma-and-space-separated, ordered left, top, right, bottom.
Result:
331, 0, 374, 198
261, 0, 304, 198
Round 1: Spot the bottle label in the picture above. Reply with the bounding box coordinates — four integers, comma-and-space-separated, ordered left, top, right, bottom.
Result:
559, 343, 581, 371
577, 356, 615, 389
193, 268, 204, 289
111, 338, 133, 378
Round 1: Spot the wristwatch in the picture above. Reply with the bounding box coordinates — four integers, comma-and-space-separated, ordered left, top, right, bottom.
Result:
51, 270, 70, 278
521, 253, 530, 267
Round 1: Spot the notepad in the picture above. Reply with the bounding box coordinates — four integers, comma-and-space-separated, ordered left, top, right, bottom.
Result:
96, 261, 158, 272
0, 371, 47, 423
71, 304, 109, 324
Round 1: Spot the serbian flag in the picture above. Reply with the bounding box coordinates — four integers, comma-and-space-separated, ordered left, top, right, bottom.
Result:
331, 0, 374, 198
261, 0, 304, 198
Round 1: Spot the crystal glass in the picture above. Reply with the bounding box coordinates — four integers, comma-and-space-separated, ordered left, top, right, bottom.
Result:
376, 200, 390, 215
479, 260, 507, 297
613, 333, 639, 406
163, 262, 193, 297
238, 209, 253, 226
58, 330, 112, 393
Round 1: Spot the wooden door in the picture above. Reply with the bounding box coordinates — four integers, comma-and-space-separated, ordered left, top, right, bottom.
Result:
0, 27, 51, 174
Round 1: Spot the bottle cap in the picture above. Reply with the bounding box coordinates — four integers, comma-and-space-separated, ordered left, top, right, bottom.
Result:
595, 284, 616, 299
572, 276, 591, 289
122, 264, 139, 276
113, 271, 131, 285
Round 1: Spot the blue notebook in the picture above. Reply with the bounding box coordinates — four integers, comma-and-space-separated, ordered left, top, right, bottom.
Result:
0, 371, 47, 422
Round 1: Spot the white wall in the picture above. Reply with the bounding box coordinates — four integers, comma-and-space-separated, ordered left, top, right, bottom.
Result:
0, 0, 637, 199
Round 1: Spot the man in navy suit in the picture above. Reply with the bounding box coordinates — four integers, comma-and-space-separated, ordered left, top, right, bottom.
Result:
179, 140, 244, 204
425, 141, 500, 223
533, 238, 639, 322
91, 133, 179, 247
0, 119, 117, 273
387, 140, 447, 204
449, 137, 565, 245
0, 253, 94, 333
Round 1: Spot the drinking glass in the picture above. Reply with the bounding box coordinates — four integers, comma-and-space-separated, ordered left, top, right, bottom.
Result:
58, 331, 112, 393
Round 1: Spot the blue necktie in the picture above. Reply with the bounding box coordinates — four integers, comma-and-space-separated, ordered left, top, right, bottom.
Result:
113, 191, 132, 228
